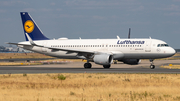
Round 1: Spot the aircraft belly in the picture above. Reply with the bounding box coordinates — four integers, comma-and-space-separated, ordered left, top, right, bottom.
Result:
46, 51, 78, 59
123, 53, 169, 59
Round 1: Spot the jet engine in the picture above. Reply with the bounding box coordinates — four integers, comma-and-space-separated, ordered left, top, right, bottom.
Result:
121, 59, 141, 65
93, 54, 113, 65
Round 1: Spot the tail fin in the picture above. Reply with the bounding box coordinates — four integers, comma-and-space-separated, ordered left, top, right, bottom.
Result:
20, 12, 49, 41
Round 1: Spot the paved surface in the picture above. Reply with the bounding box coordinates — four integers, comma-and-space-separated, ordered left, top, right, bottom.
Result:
0, 60, 180, 74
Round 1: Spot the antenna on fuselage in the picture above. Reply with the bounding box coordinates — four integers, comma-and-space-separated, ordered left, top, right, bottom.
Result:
117, 36, 120, 39
128, 28, 131, 39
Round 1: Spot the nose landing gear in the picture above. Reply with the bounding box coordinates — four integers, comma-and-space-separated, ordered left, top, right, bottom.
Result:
149, 59, 155, 69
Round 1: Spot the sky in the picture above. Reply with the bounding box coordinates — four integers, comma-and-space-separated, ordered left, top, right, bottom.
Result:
0, 0, 180, 49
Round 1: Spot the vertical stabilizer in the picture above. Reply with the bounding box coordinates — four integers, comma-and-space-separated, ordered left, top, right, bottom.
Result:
20, 12, 49, 41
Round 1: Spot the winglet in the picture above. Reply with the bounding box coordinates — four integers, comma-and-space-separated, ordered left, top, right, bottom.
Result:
25, 33, 43, 47
25, 33, 37, 46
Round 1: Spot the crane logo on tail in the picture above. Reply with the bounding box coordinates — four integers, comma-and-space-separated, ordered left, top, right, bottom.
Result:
24, 20, 34, 33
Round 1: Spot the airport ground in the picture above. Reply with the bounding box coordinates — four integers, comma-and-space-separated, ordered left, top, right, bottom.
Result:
0, 59, 180, 74
0, 53, 180, 100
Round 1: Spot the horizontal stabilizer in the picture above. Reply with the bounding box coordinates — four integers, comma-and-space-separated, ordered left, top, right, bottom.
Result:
6, 42, 31, 46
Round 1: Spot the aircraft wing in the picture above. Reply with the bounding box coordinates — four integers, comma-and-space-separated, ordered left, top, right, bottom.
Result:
46, 46, 96, 54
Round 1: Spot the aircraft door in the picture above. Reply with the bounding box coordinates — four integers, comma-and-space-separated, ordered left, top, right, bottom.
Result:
41, 41, 47, 52
145, 41, 151, 52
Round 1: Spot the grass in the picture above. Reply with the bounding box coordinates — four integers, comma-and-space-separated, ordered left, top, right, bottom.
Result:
0, 62, 43, 66
0, 53, 84, 66
160, 64, 180, 69
0, 58, 83, 66
0, 53, 53, 59
0, 53, 83, 62
0, 53, 83, 66
0, 73, 180, 101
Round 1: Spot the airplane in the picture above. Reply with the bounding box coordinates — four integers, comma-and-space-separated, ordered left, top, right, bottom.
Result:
7, 12, 176, 69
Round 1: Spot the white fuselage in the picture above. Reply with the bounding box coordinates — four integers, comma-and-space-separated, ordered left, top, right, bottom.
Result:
10, 12, 176, 68
18, 38, 176, 60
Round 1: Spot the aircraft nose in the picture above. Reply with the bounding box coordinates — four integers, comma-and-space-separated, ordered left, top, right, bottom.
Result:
169, 47, 176, 55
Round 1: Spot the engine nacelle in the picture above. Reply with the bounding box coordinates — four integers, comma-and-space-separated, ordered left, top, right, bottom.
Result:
121, 59, 141, 65
93, 54, 113, 65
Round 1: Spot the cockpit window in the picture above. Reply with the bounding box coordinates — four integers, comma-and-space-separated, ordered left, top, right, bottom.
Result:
157, 44, 169, 47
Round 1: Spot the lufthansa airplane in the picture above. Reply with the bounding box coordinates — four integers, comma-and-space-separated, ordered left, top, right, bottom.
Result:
8, 12, 176, 69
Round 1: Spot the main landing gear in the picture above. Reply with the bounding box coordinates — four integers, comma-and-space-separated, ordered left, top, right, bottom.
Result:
84, 63, 92, 68
83, 60, 111, 69
84, 63, 111, 69
149, 59, 155, 69
103, 65, 111, 69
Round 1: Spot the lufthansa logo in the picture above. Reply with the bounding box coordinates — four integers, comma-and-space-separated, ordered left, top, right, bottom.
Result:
24, 20, 34, 33
157, 48, 161, 52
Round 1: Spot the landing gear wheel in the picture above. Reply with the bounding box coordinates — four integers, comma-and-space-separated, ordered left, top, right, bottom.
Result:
114, 61, 117, 64
149, 59, 155, 69
84, 63, 92, 68
103, 65, 111, 69
150, 65, 155, 69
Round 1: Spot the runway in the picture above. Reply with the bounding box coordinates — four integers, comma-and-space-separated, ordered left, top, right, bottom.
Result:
0, 60, 180, 74
0, 67, 180, 74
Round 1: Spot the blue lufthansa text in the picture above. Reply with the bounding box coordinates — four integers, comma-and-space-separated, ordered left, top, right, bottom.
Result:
117, 40, 145, 44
